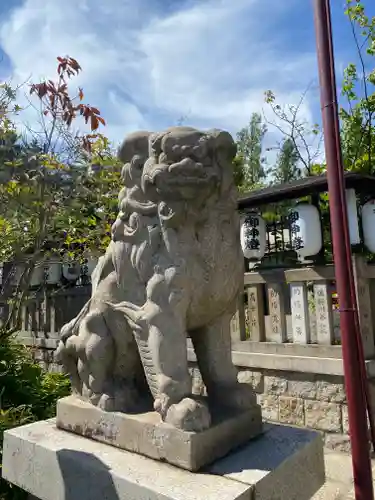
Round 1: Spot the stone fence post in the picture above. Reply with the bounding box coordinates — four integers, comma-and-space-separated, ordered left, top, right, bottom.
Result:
352, 254, 375, 359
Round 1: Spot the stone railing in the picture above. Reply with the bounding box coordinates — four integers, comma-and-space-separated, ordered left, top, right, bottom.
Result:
226, 255, 375, 368
187, 255, 375, 452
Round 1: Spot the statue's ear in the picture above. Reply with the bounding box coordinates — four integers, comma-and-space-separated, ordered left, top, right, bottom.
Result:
208, 129, 237, 162
207, 129, 237, 195
118, 131, 152, 163
121, 163, 132, 187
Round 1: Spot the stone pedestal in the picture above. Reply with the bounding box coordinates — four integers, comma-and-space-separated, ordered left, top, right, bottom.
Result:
2, 419, 325, 500
56, 396, 263, 471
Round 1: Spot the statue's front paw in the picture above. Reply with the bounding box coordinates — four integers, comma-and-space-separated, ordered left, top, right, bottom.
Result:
90, 392, 116, 412
54, 341, 65, 363
164, 397, 211, 432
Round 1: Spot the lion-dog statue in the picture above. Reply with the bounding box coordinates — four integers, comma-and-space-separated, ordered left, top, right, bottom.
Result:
55, 126, 256, 432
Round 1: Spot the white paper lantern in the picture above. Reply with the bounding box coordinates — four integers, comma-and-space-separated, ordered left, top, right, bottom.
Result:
289, 204, 322, 261
30, 265, 44, 287
62, 261, 81, 281
240, 213, 266, 261
362, 200, 375, 253
44, 261, 62, 284
346, 188, 361, 245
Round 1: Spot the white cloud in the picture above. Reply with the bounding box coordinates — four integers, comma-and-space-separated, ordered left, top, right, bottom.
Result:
0, 0, 320, 151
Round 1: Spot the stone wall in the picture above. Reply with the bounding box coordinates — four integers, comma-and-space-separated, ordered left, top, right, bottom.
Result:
189, 363, 375, 453
29, 340, 373, 453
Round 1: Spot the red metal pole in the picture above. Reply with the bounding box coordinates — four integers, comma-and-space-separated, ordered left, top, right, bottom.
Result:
324, 0, 375, 451
313, 1, 374, 499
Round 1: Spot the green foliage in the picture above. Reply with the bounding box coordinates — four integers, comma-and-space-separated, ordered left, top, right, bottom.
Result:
271, 138, 301, 184
232, 155, 246, 191
235, 113, 267, 192
340, 0, 375, 173
0, 337, 71, 499
0, 62, 121, 261
0, 58, 122, 334
0, 57, 114, 498
264, 89, 323, 177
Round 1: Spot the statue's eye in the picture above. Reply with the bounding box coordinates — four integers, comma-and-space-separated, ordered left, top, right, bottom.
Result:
192, 145, 204, 159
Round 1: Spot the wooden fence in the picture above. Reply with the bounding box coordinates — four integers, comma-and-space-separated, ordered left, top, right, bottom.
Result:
1, 286, 91, 338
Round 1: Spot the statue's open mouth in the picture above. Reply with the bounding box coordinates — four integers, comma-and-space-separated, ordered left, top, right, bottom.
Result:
142, 168, 215, 202
144, 160, 216, 187
161, 176, 211, 186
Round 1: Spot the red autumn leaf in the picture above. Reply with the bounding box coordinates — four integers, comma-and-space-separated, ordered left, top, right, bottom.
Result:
68, 57, 81, 72
83, 107, 91, 121
90, 115, 99, 131
30, 82, 48, 98
58, 84, 68, 94
48, 80, 57, 91
30, 56, 105, 133
60, 96, 70, 110
76, 103, 85, 115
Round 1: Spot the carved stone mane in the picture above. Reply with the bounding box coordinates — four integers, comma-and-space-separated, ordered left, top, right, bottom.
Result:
56, 126, 256, 433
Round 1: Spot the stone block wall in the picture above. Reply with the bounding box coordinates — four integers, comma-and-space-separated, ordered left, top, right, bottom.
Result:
189, 363, 373, 453
29, 341, 373, 454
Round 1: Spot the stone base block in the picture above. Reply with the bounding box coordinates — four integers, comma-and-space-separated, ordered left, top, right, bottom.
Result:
2, 419, 325, 500
56, 396, 263, 471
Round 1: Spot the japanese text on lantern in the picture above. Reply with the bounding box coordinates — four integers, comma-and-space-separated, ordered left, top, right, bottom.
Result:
289, 211, 304, 251
244, 215, 260, 250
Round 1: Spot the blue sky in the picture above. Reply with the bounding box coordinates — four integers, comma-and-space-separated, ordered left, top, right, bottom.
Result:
0, 0, 373, 156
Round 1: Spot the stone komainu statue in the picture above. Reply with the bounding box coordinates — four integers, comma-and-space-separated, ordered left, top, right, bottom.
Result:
56, 126, 256, 432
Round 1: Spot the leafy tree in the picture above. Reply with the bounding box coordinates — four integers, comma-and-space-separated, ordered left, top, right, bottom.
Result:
271, 137, 301, 184
0, 83, 23, 176
262, 2, 374, 180
264, 88, 323, 178
0, 56, 123, 500
0, 57, 122, 337
232, 155, 246, 192
235, 112, 267, 192
340, 0, 375, 173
